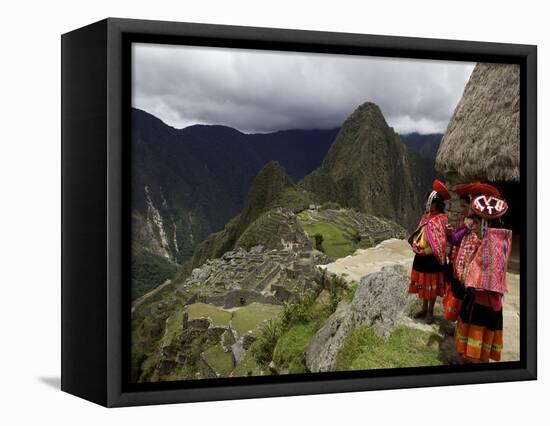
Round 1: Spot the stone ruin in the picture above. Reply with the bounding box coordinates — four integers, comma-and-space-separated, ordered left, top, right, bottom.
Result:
181, 244, 331, 309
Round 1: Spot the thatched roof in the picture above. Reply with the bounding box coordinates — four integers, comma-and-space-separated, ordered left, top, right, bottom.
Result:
435, 63, 520, 182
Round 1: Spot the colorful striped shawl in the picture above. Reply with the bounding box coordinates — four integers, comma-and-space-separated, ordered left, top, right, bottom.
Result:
410, 213, 448, 265
465, 228, 512, 295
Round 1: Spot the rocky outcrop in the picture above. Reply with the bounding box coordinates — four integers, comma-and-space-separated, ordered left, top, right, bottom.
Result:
303, 303, 353, 373
231, 332, 257, 365
350, 264, 414, 337
304, 265, 413, 373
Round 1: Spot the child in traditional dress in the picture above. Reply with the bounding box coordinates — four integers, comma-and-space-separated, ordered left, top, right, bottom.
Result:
454, 193, 511, 363
408, 179, 450, 324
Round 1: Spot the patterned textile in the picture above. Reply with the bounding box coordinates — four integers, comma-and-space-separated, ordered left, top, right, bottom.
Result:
409, 269, 446, 300
410, 213, 448, 265
455, 318, 503, 361
454, 231, 481, 282
465, 228, 512, 295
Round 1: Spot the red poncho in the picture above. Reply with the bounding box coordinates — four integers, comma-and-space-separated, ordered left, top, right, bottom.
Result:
410, 212, 448, 265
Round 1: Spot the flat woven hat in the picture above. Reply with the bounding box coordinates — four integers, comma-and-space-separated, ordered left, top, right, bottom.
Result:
471, 195, 508, 219
453, 181, 501, 198
432, 179, 451, 200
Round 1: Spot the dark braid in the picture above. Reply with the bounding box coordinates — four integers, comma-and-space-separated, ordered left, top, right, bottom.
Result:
433, 195, 446, 213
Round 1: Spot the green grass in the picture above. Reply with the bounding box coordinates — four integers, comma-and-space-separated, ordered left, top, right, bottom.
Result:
235, 210, 287, 250
187, 303, 232, 327
130, 283, 186, 382
334, 325, 442, 371
231, 303, 283, 337
342, 281, 359, 303
203, 343, 234, 377
300, 222, 354, 258
161, 364, 199, 382
187, 302, 283, 338
272, 323, 317, 374
266, 290, 334, 373
160, 311, 184, 348
297, 210, 362, 259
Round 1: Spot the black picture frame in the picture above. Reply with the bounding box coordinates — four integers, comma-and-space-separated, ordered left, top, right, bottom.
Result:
61, 17, 537, 407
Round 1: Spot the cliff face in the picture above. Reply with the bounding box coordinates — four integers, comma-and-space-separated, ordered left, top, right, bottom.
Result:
301, 102, 434, 231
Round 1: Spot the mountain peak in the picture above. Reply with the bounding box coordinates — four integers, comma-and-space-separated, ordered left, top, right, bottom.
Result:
301, 101, 435, 230
356, 101, 383, 114
237, 161, 309, 234
345, 102, 388, 130
258, 160, 290, 177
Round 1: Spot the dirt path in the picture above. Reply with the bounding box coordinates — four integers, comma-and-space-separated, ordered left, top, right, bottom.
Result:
319, 238, 520, 362
132, 279, 172, 314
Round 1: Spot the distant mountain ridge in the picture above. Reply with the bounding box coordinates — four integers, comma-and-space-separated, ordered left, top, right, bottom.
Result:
131, 108, 338, 265
131, 105, 437, 299
400, 132, 443, 159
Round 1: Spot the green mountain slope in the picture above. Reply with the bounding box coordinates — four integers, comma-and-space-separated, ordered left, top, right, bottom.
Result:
301, 102, 435, 230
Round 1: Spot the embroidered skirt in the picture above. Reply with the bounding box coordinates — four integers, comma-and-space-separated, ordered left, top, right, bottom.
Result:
454, 289, 503, 362
408, 254, 446, 300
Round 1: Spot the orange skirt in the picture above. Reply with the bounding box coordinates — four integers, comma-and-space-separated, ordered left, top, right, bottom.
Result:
408, 269, 446, 300
442, 283, 462, 321
454, 318, 503, 362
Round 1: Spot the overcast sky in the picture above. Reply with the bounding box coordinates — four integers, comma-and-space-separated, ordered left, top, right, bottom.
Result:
132, 43, 475, 134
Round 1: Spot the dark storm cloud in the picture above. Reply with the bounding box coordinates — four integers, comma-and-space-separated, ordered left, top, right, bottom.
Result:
132, 43, 474, 134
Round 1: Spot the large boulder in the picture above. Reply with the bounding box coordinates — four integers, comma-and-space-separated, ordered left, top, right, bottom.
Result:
351, 264, 414, 338
304, 265, 413, 373
303, 303, 353, 373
